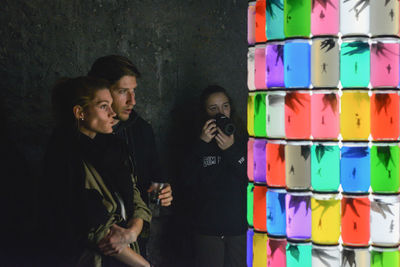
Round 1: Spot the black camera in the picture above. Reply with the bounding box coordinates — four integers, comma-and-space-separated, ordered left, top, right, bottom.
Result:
215, 113, 235, 136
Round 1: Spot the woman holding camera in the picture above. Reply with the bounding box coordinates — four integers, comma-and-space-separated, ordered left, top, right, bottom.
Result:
183, 85, 247, 267
40, 77, 150, 267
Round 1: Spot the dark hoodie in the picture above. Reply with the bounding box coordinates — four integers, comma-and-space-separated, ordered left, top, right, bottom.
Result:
113, 111, 164, 203
182, 136, 247, 236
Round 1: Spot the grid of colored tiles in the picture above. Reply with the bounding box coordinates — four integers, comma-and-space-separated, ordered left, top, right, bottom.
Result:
247, 0, 400, 266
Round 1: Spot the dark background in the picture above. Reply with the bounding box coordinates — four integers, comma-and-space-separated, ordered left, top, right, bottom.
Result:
0, 0, 247, 265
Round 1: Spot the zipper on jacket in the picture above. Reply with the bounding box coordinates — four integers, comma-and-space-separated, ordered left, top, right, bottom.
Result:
124, 128, 138, 180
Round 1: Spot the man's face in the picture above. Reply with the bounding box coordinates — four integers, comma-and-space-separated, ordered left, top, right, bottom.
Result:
110, 75, 137, 121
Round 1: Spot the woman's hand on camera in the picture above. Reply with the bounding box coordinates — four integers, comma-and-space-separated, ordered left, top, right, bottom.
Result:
200, 119, 217, 143
215, 127, 234, 150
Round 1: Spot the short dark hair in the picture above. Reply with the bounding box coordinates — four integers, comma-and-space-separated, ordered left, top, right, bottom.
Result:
88, 55, 141, 85
52, 76, 110, 128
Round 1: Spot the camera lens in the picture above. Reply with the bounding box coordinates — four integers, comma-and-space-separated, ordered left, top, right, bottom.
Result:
224, 124, 235, 136
215, 113, 235, 135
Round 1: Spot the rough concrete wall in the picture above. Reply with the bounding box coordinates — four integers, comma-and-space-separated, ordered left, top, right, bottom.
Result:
0, 0, 247, 175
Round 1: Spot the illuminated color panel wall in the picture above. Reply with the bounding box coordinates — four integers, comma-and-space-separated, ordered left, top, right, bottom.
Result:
247, 0, 400, 266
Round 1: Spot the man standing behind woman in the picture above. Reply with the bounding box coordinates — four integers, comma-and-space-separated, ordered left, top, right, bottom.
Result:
88, 55, 173, 257
40, 77, 151, 266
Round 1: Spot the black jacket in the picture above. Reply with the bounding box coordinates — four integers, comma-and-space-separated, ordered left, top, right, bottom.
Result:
183, 137, 247, 236
39, 128, 134, 266
113, 111, 164, 203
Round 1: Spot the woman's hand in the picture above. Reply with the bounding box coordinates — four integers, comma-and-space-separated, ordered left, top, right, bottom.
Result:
200, 119, 217, 143
215, 127, 234, 150
98, 224, 137, 256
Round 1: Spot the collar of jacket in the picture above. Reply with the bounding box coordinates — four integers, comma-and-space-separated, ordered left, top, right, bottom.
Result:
113, 110, 139, 134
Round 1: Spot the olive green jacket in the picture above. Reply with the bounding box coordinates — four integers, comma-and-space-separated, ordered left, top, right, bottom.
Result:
77, 161, 151, 267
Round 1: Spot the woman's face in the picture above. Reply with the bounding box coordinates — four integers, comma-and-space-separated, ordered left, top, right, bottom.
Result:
205, 92, 231, 118
79, 89, 116, 138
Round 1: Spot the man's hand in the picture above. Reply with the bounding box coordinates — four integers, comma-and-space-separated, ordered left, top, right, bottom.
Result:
159, 184, 173, 207
148, 183, 173, 207
98, 224, 137, 256
215, 127, 234, 150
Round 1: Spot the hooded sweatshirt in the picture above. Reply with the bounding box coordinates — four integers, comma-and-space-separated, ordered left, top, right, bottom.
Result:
183, 136, 247, 236
113, 111, 164, 203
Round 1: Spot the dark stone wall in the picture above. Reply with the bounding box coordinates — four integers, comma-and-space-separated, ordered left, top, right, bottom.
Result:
0, 0, 247, 265
0, 0, 247, 173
